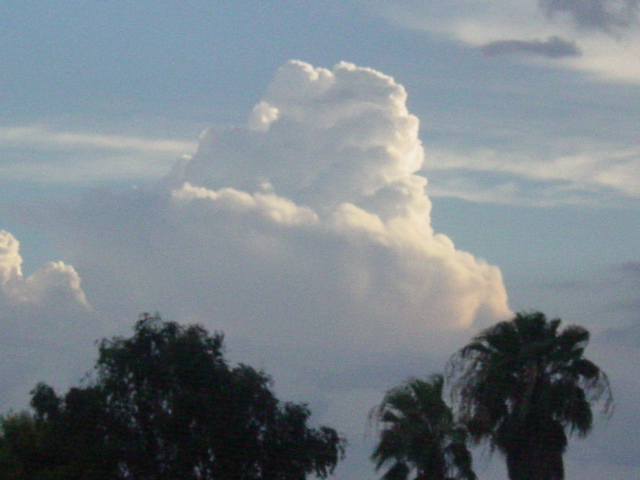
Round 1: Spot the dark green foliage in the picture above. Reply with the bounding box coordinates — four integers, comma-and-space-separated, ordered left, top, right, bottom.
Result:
30, 384, 60, 422
0, 313, 345, 480
448, 311, 612, 480
0, 412, 52, 479
370, 374, 476, 480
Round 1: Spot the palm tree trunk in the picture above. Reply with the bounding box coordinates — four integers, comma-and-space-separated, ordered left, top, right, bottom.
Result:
506, 446, 563, 480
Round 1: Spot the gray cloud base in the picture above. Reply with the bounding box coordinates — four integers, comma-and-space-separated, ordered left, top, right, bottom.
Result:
480, 35, 582, 58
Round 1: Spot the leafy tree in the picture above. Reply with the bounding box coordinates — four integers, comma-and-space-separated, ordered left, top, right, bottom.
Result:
0, 412, 43, 479
4, 313, 345, 480
370, 374, 476, 480
448, 311, 612, 480
0, 408, 70, 480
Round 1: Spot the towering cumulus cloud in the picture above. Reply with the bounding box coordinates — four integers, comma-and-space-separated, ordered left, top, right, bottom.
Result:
66, 61, 510, 364
171, 61, 430, 223
16, 61, 512, 476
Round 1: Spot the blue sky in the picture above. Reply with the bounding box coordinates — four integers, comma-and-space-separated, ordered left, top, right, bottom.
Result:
1, 2, 639, 479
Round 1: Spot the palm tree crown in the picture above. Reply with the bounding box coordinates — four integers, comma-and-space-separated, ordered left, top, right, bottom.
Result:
448, 311, 612, 480
370, 374, 476, 480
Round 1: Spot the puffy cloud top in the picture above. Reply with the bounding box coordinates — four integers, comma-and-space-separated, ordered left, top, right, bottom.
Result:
0, 230, 95, 411
151, 60, 511, 347
0, 230, 88, 307
170, 61, 428, 224
0, 230, 22, 286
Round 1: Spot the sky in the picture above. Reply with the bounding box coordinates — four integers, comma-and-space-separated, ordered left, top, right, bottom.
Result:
1, 1, 639, 479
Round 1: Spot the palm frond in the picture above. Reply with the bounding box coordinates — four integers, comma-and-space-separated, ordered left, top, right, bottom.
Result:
371, 375, 475, 480
448, 311, 613, 480
381, 461, 410, 480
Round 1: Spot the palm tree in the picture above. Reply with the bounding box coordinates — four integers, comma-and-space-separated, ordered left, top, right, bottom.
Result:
370, 374, 476, 480
448, 311, 612, 480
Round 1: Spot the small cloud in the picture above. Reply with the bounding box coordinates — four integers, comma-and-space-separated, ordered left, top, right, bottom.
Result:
539, 0, 640, 33
0, 230, 89, 308
0, 230, 98, 410
480, 35, 582, 58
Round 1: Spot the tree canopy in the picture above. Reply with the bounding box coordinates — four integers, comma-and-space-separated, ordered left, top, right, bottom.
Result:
1, 310, 614, 480
370, 374, 476, 480
0, 313, 345, 480
448, 311, 612, 480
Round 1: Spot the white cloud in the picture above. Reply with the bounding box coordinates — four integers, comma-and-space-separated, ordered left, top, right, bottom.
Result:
0, 230, 98, 410
7, 61, 513, 477
0, 126, 196, 153
169, 61, 430, 222
0, 230, 22, 286
45, 63, 512, 452
62, 61, 510, 353
0, 230, 88, 307
0, 125, 197, 183
367, 0, 640, 83
423, 143, 640, 205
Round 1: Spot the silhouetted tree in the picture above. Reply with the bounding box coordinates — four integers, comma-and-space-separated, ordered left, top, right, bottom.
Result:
448, 311, 612, 480
371, 374, 476, 480
2, 313, 345, 480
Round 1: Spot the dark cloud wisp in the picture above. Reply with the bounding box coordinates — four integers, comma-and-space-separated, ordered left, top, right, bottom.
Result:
480, 35, 582, 58
540, 0, 640, 33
